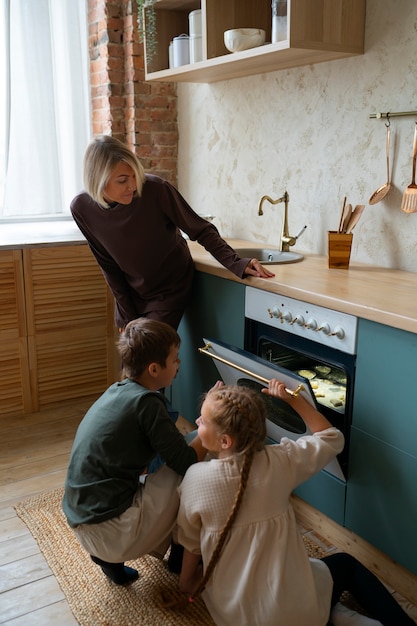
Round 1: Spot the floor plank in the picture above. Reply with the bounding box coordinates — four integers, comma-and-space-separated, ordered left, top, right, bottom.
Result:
0, 576, 65, 623
1, 600, 78, 626
0, 533, 39, 567
0, 553, 51, 593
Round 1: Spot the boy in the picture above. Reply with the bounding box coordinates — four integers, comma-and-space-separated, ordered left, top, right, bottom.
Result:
62, 318, 206, 584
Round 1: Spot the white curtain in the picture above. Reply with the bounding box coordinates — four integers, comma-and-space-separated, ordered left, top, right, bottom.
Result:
0, 0, 91, 218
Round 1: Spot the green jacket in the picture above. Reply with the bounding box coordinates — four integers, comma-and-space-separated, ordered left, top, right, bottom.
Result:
63, 378, 196, 527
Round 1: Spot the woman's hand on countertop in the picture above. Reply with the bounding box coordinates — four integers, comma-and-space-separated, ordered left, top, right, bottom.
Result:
244, 258, 275, 278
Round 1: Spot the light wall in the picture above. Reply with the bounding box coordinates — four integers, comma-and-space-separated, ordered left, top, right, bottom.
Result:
177, 0, 417, 272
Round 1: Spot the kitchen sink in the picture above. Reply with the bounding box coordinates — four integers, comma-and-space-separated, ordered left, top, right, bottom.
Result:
234, 248, 304, 264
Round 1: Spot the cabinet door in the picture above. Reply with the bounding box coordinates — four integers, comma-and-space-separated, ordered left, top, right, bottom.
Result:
170, 272, 245, 423
346, 428, 417, 576
0, 250, 32, 416
23, 246, 116, 410
294, 472, 346, 526
352, 318, 417, 456
346, 319, 417, 575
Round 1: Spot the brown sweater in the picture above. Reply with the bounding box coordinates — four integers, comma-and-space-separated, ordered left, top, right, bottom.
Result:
71, 174, 249, 327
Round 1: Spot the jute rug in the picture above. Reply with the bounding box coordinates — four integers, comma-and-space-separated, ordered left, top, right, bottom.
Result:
15, 487, 328, 626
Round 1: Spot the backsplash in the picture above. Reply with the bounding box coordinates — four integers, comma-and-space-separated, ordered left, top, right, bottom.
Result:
177, 0, 417, 273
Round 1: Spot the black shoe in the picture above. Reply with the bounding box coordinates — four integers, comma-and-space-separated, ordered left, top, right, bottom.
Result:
167, 542, 184, 574
90, 555, 139, 585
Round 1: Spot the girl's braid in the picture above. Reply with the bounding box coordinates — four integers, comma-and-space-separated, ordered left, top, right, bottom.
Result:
189, 385, 266, 601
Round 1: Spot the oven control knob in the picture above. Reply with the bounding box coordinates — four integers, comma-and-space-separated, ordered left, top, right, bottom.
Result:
281, 310, 292, 323
305, 318, 318, 330
330, 326, 345, 339
317, 322, 331, 335
292, 314, 305, 326
269, 306, 281, 319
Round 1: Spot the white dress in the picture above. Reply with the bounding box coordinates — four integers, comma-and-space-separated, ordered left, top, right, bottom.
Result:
177, 427, 345, 626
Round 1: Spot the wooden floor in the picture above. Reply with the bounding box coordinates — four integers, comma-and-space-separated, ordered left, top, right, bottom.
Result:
0, 397, 95, 625
1, 397, 416, 625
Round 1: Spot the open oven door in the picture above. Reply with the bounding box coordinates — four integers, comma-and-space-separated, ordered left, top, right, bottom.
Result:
200, 337, 346, 482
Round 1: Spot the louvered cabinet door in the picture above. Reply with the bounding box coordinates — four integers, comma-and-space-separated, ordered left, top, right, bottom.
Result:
23, 245, 117, 411
0, 250, 32, 416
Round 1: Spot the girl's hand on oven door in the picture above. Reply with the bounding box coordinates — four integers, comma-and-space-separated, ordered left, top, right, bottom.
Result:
261, 379, 288, 400
244, 259, 275, 279
210, 380, 224, 392
263, 379, 334, 434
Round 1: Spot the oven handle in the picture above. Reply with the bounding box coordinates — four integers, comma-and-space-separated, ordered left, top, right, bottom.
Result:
198, 343, 304, 397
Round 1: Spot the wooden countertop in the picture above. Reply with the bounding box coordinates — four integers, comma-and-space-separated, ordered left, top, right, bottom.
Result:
2, 230, 415, 334
188, 239, 417, 335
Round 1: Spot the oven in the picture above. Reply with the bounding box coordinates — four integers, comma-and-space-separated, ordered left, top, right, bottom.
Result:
199, 286, 358, 483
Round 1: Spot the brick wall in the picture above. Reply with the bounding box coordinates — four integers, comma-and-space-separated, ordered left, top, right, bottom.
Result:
87, 0, 178, 186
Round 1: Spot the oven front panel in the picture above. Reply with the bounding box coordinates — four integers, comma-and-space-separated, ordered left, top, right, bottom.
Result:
202, 337, 346, 482
244, 319, 356, 479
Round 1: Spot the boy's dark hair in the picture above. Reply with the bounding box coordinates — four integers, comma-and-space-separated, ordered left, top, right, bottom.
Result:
117, 318, 180, 379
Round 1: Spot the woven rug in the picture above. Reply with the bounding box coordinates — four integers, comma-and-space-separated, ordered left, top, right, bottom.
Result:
15, 487, 328, 626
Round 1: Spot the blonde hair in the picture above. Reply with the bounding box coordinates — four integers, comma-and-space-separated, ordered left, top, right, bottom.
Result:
191, 385, 266, 599
83, 135, 146, 208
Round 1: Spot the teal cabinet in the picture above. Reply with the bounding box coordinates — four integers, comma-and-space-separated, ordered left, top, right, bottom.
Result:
346, 428, 417, 574
169, 272, 245, 423
349, 319, 417, 452
294, 473, 346, 526
346, 318, 417, 575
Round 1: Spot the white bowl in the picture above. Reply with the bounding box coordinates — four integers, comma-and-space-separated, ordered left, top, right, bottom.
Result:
224, 28, 266, 53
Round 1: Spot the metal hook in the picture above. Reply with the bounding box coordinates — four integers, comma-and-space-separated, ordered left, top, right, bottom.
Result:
385, 112, 391, 128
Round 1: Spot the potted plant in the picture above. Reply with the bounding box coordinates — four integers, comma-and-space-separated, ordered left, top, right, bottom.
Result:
135, 0, 157, 65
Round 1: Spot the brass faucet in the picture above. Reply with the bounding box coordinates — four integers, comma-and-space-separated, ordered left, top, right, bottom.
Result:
258, 191, 299, 252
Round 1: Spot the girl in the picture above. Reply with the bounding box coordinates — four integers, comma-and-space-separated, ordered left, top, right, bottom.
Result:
176, 381, 415, 626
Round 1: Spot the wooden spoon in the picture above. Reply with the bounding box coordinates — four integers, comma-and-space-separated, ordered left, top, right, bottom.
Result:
338, 196, 347, 233
341, 204, 353, 233
346, 205, 365, 234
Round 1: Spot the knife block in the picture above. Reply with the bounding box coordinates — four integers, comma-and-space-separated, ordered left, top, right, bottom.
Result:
328, 232, 353, 269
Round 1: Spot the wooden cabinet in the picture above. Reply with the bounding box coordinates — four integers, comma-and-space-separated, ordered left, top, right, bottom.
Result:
345, 319, 417, 576
0, 245, 119, 418
144, 0, 366, 83
23, 246, 119, 411
0, 250, 32, 415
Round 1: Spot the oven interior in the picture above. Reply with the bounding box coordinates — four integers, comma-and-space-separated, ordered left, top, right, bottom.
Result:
244, 321, 356, 478
259, 340, 348, 420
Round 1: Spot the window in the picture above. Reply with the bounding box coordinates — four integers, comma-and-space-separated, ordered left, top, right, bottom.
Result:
0, 0, 91, 220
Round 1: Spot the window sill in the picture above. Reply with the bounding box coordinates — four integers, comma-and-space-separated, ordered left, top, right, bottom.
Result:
0, 219, 85, 249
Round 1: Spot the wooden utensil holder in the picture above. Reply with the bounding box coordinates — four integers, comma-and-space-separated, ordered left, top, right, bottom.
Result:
328, 232, 353, 269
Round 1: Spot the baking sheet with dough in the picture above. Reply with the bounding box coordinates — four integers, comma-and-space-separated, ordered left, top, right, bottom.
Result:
309, 377, 346, 412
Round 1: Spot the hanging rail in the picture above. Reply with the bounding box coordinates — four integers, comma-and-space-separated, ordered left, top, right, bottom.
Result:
369, 110, 417, 120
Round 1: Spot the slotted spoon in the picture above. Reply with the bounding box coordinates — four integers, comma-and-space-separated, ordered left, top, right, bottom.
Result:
369, 123, 391, 205
401, 122, 417, 213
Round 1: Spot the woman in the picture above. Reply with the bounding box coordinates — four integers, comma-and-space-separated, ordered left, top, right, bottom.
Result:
71, 135, 274, 330
176, 382, 415, 626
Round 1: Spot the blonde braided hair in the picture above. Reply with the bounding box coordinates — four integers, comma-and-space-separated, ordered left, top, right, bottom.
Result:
189, 384, 266, 601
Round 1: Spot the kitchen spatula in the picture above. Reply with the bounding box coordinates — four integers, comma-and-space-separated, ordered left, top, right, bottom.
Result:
401, 122, 417, 213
